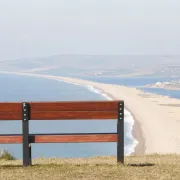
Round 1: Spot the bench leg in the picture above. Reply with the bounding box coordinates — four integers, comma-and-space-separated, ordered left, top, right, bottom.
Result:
22, 102, 31, 166
117, 101, 124, 164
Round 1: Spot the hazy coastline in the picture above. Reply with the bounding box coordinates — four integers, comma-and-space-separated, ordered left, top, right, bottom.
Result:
1, 71, 180, 155
145, 81, 180, 90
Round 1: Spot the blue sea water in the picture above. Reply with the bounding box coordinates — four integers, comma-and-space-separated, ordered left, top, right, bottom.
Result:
76, 76, 180, 99
0, 74, 134, 159
139, 88, 180, 99
76, 76, 179, 87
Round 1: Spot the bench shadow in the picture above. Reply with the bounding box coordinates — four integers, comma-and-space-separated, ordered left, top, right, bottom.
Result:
0, 163, 155, 168
0, 164, 63, 168
0, 165, 23, 168
128, 163, 155, 167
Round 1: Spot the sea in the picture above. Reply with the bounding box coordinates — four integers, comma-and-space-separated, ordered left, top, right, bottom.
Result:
0, 73, 179, 159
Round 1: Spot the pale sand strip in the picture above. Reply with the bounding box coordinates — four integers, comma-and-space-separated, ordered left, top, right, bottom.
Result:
1, 71, 180, 155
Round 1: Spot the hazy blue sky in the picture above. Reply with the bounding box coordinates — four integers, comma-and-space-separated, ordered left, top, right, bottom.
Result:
0, 0, 180, 61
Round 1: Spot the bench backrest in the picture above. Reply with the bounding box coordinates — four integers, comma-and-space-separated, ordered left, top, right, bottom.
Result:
0, 100, 124, 166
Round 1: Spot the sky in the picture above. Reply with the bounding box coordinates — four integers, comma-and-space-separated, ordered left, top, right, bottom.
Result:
0, 0, 180, 61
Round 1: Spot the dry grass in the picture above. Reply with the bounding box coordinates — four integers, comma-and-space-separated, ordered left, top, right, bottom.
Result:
1, 154, 180, 180
0, 149, 16, 161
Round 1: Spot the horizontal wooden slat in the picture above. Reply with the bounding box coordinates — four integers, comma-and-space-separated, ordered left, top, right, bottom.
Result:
0, 111, 117, 120
0, 103, 22, 112
0, 135, 22, 143
30, 111, 117, 120
0, 102, 22, 120
0, 101, 118, 112
0, 101, 119, 112
29, 101, 119, 111
0, 112, 21, 120
33, 134, 117, 143
0, 101, 121, 120
0, 134, 117, 143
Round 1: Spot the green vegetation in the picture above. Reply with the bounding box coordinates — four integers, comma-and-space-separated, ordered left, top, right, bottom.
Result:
0, 149, 16, 161
0, 154, 180, 180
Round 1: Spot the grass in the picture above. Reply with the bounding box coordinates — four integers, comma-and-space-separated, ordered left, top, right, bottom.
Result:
0, 149, 16, 161
1, 154, 180, 180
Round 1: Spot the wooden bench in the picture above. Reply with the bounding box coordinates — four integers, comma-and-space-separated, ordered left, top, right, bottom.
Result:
0, 100, 124, 166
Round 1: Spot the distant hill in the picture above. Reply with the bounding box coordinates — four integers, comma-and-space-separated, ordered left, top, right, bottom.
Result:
0, 55, 180, 78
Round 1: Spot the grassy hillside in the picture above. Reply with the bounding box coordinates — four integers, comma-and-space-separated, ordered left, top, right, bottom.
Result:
0, 154, 180, 180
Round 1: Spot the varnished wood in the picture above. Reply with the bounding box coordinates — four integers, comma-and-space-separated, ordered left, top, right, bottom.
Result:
30, 111, 117, 120
33, 134, 117, 143
0, 111, 117, 120
0, 101, 119, 113
0, 101, 119, 120
0, 103, 22, 112
0, 135, 22, 143
0, 134, 117, 143
0, 112, 21, 120
29, 101, 118, 111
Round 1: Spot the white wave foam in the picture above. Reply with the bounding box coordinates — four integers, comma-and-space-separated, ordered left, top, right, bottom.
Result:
101, 93, 113, 100
85, 85, 113, 100
72, 83, 80, 86
84, 84, 138, 155
86, 85, 102, 94
124, 109, 139, 155
55, 79, 80, 86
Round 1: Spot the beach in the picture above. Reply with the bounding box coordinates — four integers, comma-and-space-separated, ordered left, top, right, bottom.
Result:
1, 71, 180, 155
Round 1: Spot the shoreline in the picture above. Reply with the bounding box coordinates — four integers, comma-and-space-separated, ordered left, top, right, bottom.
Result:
92, 85, 142, 155
0, 71, 144, 155
1, 71, 180, 155
0, 71, 140, 155
132, 116, 146, 155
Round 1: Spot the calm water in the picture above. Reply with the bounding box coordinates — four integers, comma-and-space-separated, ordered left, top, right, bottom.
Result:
76, 76, 179, 87
0, 74, 133, 159
139, 88, 180, 99
77, 76, 180, 99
